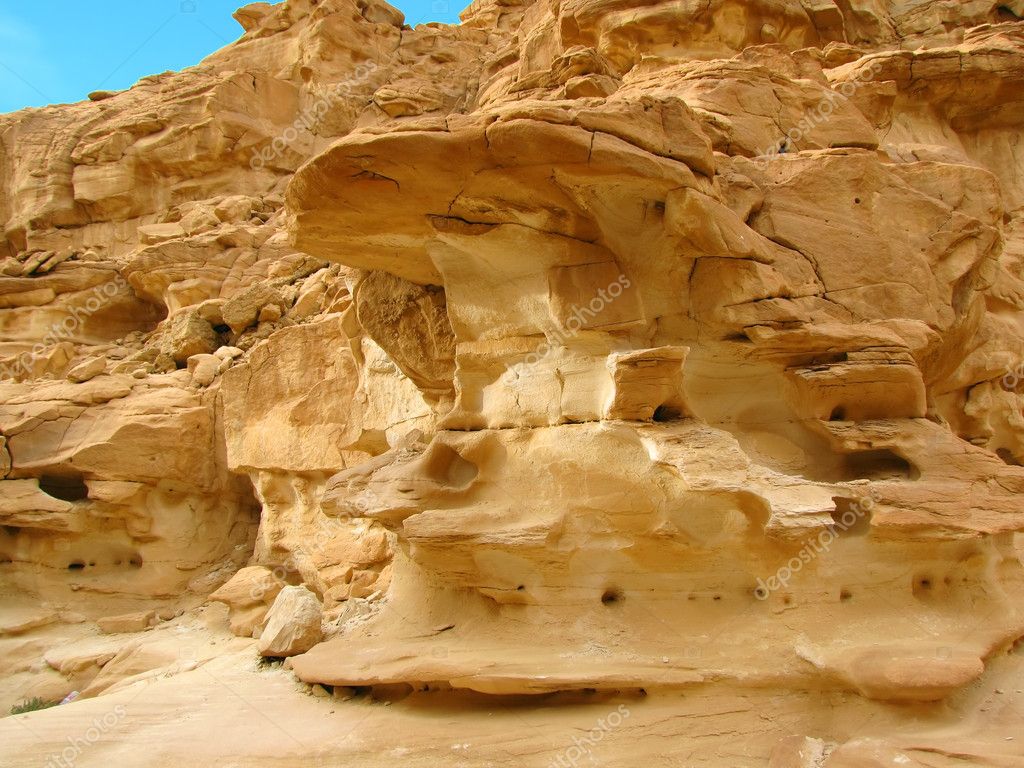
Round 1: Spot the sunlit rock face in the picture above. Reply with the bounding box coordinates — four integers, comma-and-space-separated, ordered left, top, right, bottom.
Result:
2, 0, 1024, 765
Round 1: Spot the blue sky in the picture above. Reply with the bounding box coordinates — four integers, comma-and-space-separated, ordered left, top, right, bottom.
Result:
0, 0, 461, 114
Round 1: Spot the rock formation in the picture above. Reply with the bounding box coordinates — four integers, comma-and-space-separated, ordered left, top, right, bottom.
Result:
2, 0, 1024, 765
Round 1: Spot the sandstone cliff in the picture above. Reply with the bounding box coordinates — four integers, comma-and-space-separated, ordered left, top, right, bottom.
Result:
2, 0, 1024, 765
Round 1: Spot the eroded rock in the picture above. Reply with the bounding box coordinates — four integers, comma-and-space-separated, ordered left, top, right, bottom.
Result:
2, 0, 1024, 764
257, 585, 323, 657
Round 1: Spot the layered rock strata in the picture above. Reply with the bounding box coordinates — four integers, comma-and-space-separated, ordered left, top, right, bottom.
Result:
2, 0, 1024, 765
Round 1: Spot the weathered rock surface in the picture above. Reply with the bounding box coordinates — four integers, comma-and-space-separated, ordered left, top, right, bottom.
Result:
257, 584, 322, 656
208, 565, 286, 637
2, 0, 1024, 765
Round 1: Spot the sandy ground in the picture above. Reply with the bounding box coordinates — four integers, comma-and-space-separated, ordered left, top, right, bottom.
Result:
2, 638, 1022, 768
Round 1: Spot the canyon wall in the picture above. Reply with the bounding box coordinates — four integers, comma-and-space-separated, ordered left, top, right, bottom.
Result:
2, 0, 1024, 765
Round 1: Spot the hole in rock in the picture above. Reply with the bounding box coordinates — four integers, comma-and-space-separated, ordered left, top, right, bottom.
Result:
842, 449, 917, 481
128, 555, 143, 568
601, 588, 623, 606
782, 595, 792, 605
39, 475, 89, 502
423, 443, 478, 488
67, 561, 86, 571
3, 525, 20, 536
516, 585, 525, 591
829, 406, 847, 422
653, 405, 683, 422
840, 588, 852, 602
830, 498, 873, 536
854, 197, 861, 205
998, 5, 1020, 21
651, 405, 684, 423
912, 575, 933, 598
213, 324, 231, 335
